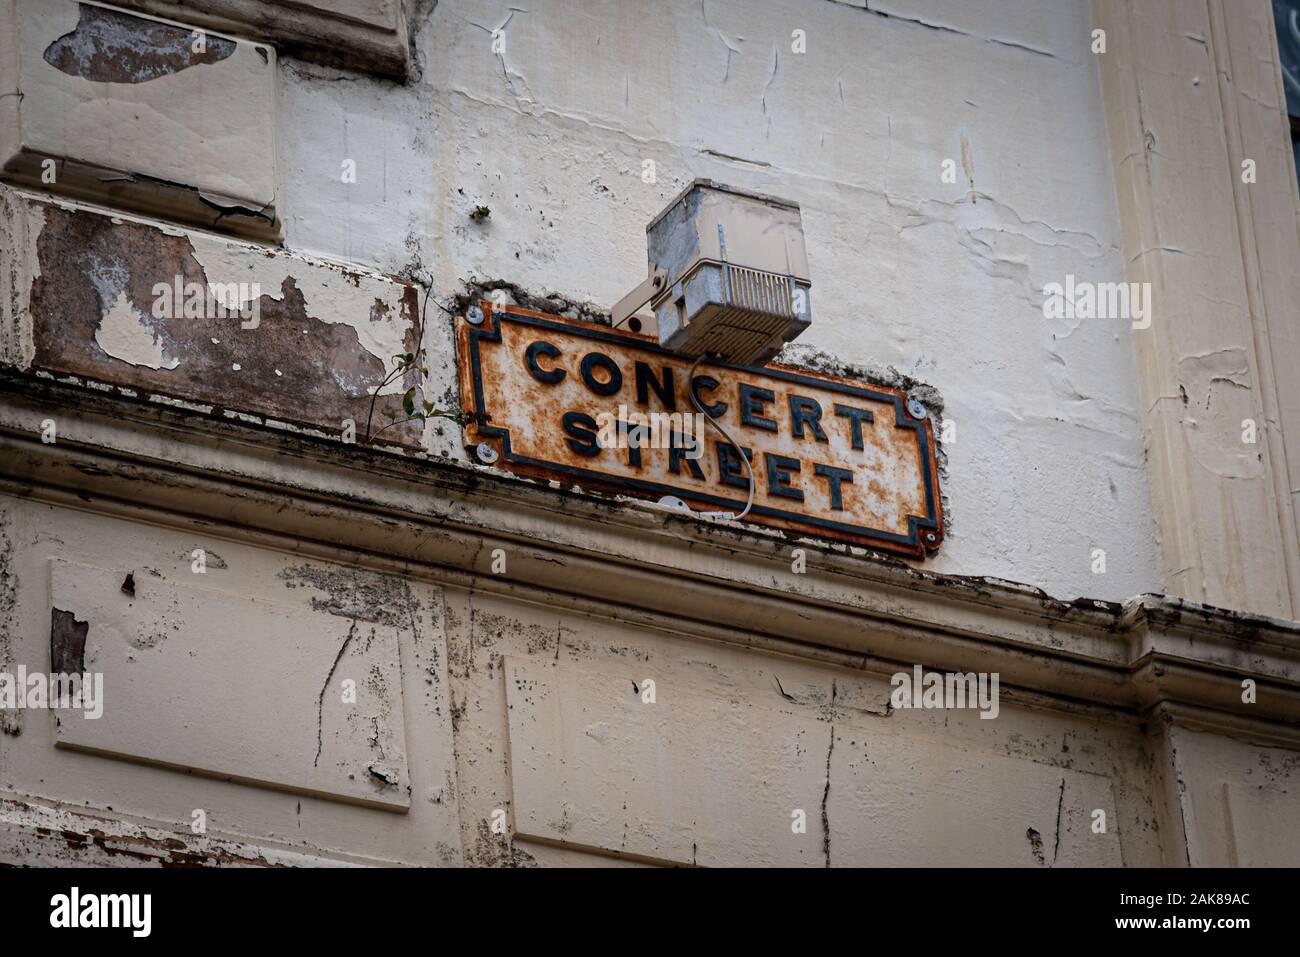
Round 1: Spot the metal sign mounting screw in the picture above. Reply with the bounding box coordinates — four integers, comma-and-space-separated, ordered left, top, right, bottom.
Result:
475, 442, 498, 464
466, 305, 485, 325
907, 397, 928, 419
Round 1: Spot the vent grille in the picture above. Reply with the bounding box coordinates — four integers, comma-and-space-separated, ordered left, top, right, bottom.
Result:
656, 262, 809, 366
724, 266, 796, 318
693, 307, 789, 365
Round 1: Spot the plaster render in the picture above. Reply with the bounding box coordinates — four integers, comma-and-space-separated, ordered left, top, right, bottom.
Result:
2, 0, 280, 237
0, 495, 462, 865
48, 556, 413, 810
108, 0, 411, 78
0, 185, 431, 447
1095, 0, 1300, 618
94, 289, 179, 369
276, 0, 1159, 603
2, 0, 1298, 873
2, 371, 1297, 866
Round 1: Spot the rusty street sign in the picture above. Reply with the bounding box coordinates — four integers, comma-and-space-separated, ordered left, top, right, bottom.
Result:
457, 303, 944, 558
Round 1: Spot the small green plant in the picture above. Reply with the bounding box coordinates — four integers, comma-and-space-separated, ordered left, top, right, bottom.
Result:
364, 351, 466, 443
469, 205, 491, 223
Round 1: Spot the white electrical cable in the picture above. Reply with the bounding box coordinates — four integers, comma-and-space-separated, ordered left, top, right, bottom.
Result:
686, 353, 755, 522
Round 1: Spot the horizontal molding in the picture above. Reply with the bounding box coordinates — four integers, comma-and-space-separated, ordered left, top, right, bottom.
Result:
107, 0, 410, 79
0, 794, 385, 866
2, 372, 1299, 729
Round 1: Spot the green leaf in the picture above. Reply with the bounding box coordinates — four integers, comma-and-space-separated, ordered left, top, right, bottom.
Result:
403, 388, 416, 415
382, 408, 396, 419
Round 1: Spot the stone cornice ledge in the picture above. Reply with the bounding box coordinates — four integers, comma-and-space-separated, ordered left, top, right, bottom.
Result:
108, 0, 411, 79
1, 374, 1298, 736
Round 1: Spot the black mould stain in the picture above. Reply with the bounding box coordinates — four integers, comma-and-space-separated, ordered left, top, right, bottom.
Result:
278, 564, 413, 629
44, 4, 236, 84
1026, 826, 1046, 866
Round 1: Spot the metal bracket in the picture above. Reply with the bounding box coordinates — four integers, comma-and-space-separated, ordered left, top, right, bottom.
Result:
611, 268, 667, 335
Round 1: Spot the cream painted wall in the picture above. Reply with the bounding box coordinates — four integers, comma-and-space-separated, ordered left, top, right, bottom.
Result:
277, 0, 1160, 603
10, 0, 1298, 871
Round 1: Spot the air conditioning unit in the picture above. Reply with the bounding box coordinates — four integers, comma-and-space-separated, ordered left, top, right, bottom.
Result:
612, 180, 811, 367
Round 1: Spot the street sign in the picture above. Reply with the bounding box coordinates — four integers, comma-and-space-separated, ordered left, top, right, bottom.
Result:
457, 303, 944, 558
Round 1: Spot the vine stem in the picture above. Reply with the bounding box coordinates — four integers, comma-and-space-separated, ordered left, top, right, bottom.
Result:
364, 361, 411, 443
367, 410, 463, 444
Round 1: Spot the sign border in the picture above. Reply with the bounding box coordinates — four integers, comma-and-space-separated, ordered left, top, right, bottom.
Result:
458, 302, 944, 558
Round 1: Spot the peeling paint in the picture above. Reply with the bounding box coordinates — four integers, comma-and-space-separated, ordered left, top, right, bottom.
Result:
468, 819, 537, 868
94, 290, 179, 370
8, 2, 278, 239
0, 192, 43, 371
0, 797, 297, 867
43, 4, 236, 84
187, 234, 412, 376
14, 194, 425, 445
0, 511, 19, 736
960, 132, 976, 203
49, 607, 88, 674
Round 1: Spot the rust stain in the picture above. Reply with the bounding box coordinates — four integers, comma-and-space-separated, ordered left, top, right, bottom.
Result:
458, 303, 944, 558
44, 4, 236, 83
